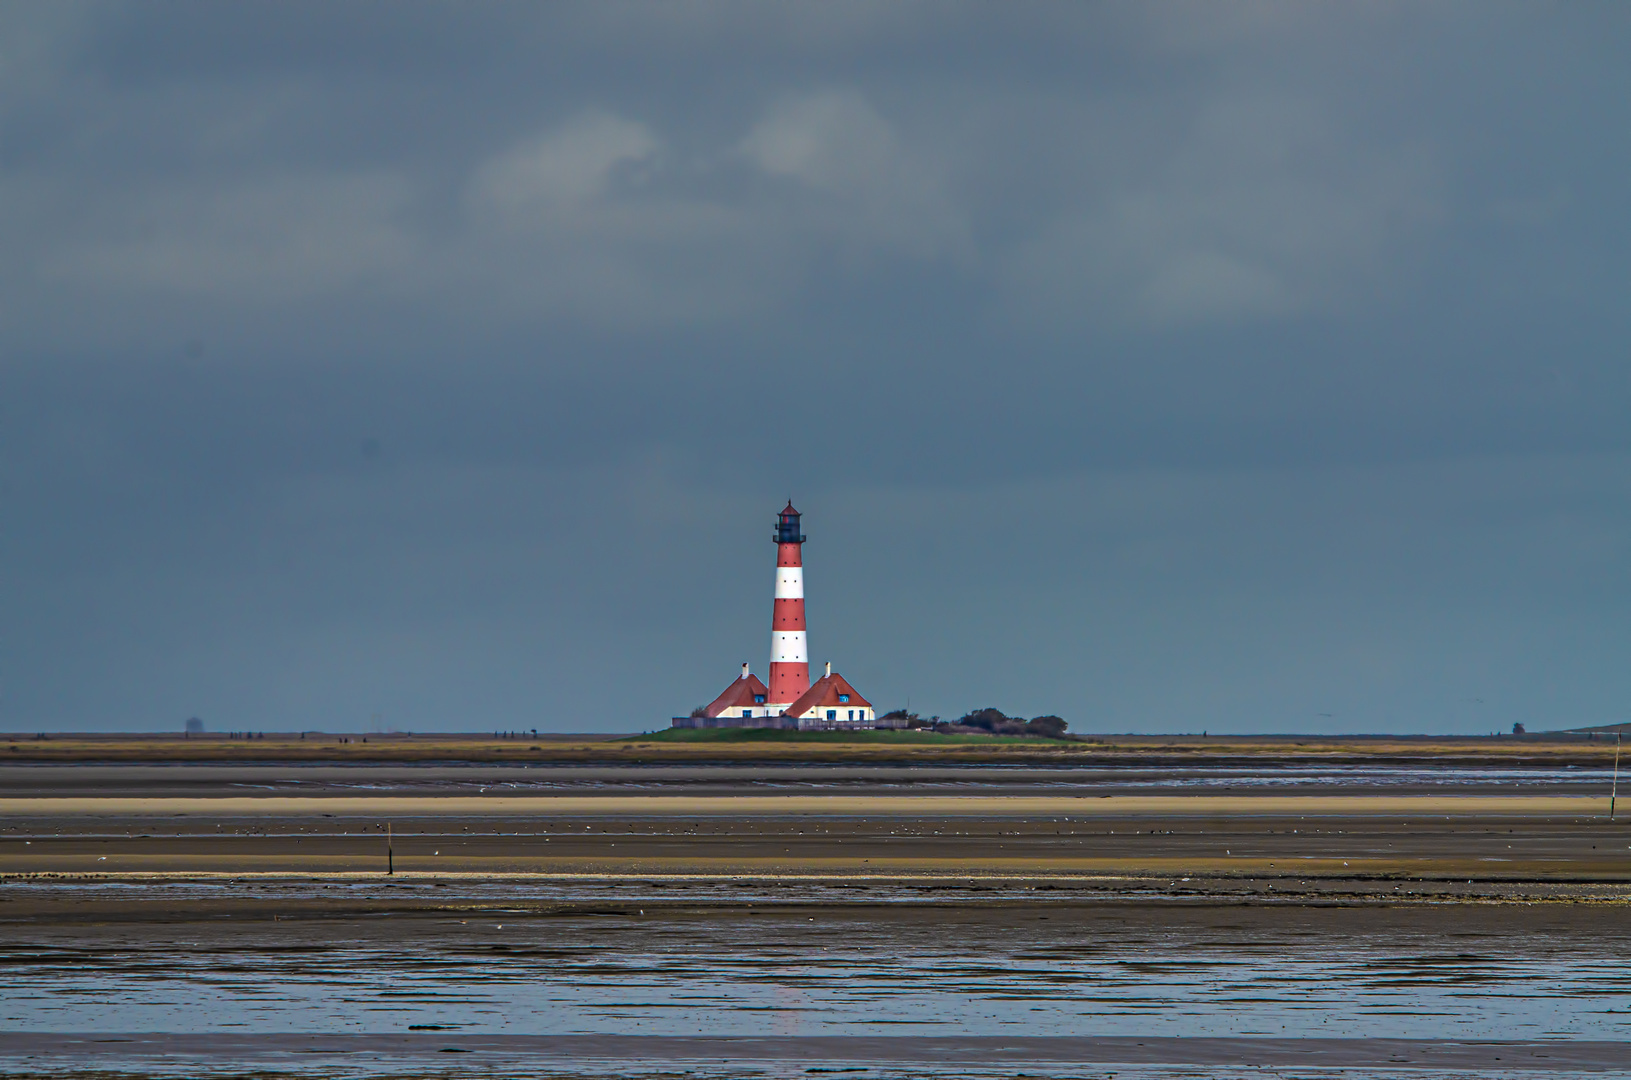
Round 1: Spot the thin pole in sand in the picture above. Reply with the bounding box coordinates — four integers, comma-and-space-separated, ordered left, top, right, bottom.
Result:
387, 821, 394, 876
1612, 733, 1621, 821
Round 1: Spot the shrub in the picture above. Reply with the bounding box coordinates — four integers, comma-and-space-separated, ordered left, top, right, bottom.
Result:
1025, 715, 1068, 738
957, 707, 1017, 732
952, 708, 1069, 738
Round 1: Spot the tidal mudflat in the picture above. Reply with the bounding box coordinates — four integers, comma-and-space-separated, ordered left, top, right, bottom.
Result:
3, 760, 1629, 1077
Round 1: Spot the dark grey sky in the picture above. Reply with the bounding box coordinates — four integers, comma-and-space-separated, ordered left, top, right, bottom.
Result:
3, 1, 1628, 734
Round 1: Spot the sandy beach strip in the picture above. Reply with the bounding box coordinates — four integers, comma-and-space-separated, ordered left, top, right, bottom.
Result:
0, 793, 1611, 817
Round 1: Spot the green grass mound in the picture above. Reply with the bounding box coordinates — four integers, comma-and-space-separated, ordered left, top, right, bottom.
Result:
623, 727, 1066, 744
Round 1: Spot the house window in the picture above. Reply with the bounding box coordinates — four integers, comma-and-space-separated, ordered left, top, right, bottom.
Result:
848, 710, 855, 721
826, 709, 836, 721
753, 694, 766, 704
838, 694, 850, 703
742, 709, 753, 718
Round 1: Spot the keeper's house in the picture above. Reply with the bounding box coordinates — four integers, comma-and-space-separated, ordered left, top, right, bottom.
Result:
782, 662, 875, 727
676, 662, 882, 730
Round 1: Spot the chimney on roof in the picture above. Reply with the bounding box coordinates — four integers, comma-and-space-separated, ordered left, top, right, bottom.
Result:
741, 662, 750, 679
824, 660, 832, 678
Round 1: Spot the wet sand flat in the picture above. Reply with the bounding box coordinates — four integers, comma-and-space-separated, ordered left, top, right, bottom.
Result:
4, 1032, 1630, 1072
5, 787, 1630, 889
0, 792, 1614, 815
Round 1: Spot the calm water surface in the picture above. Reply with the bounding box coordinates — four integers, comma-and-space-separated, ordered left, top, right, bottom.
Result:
4, 903, 1629, 1042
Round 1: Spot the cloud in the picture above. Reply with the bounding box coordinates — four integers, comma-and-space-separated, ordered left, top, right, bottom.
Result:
455, 111, 775, 327
467, 111, 659, 217
999, 97, 1441, 330
12, 90, 973, 338
740, 89, 971, 263
1115, 0, 1409, 57
743, 90, 901, 191
448, 93, 971, 327
44, 172, 420, 301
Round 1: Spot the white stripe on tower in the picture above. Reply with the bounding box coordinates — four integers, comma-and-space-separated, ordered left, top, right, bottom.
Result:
768, 501, 810, 706
771, 631, 808, 662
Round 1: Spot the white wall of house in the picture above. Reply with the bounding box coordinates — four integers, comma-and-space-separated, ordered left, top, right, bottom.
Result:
711, 702, 774, 719
794, 705, 874, 723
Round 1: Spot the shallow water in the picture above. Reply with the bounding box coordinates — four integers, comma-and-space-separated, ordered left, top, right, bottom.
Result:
4, 908, 1630, 1042
238, 765, 1616, 793
6, 761, 1615, 799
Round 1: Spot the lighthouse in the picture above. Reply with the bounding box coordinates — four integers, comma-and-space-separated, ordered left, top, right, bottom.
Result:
768, 501, 809, 708
675, 501, 884, 729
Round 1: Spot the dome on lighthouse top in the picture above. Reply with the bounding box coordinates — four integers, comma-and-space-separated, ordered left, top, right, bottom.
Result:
775, 500, 806, 544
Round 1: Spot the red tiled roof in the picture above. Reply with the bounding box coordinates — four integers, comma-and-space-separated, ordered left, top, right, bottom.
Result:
780, 500, 799, 516
703, 672, 772, 717
784, 671, 872, 717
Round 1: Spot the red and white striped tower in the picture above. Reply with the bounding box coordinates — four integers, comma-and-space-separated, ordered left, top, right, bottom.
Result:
768, 501, 809, 708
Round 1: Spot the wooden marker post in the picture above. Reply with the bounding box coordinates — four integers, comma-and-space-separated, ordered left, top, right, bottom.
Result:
387, 821, 394, 875
1612, 733, 1621, 821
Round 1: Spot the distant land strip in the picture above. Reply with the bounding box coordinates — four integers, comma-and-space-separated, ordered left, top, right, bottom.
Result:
1, 732, 1623, 767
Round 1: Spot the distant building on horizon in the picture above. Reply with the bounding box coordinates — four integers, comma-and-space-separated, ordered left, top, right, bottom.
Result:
674, 502, 890, 731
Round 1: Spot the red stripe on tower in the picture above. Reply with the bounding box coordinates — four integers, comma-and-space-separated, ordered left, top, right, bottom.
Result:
768, 501, 809, 707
